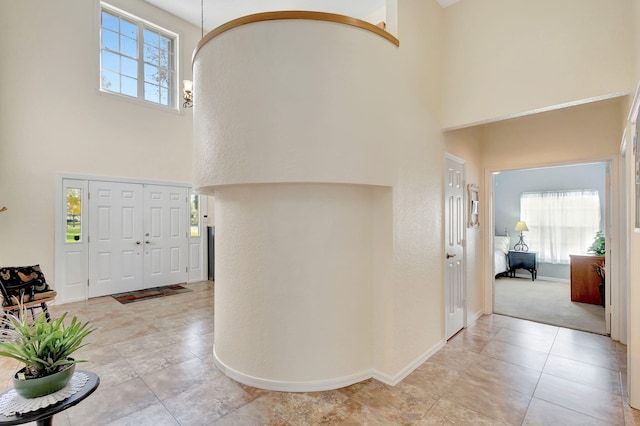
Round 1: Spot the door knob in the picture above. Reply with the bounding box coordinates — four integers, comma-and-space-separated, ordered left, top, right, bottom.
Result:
135, 241, 141, 245
446, 253, 456, 259
145, 240, 151, 244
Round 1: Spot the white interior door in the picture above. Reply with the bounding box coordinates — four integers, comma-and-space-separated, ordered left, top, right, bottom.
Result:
445, 155, 466, 339
88, 181, 144, 297
143, 185, 189, 287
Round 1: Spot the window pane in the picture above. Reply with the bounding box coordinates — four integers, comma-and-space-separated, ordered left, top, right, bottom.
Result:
190, 194, 200, 237
121, 35, 137, 58
101, 11, 119, 32
66, 189, 82, 243
101, 50, 120, 73
160, 87, 168, 105
121, 56, 137, 78
101, 29, 119, 51
144, 45, 159, 65
144, 29, 159, 47
144, 64, 158, 83
144, 82, 159, 102
159, 36, 170, 51
158, 48, 169, 68
159, 72, 170, 89
101, 70, 120, 92
120, 19, 137, 38
121, 76, 137, 97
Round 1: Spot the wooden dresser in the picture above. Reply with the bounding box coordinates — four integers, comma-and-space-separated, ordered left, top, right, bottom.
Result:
569, 254, 604, 305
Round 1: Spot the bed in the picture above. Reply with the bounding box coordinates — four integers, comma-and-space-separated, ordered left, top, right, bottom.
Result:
494, 236, 511, 277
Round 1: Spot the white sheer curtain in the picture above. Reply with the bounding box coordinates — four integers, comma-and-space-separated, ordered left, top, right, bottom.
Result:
520, 190, 601, 264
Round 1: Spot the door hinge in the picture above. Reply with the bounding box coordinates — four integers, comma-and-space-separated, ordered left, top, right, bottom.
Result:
87, 279, 90, 287
88, 192, 91, 199
186, 267, 188, 273
88, 236, 90, 243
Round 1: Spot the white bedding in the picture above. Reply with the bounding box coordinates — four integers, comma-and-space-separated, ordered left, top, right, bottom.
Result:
494, 249, 508, 276
494, 236, 510, 276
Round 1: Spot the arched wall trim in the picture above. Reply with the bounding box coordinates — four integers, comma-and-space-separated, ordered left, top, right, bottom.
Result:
192, 10, 399, 63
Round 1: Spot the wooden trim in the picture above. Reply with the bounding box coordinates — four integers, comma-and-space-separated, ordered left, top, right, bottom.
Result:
192, 11, 399, 64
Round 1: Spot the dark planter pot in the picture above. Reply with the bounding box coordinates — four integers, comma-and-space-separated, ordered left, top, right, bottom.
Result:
13, 363, 76, 398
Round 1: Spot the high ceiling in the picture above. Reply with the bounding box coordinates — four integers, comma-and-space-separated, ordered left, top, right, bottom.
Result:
144, 0, 460, 33
144, 0, 385, 33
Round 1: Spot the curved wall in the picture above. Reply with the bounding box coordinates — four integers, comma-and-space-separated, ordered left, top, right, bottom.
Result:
213, 183, 382, 388
192, 13, 399, 190
193, 10, 447, 391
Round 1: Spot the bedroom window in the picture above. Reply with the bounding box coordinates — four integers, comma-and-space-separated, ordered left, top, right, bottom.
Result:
520, 190, 600, 264
100, 3, 178, 109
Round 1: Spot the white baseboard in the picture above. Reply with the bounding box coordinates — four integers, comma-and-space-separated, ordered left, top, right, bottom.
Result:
372, 339, 446, 386
512, 273, 569, 283
213, 346, 372, 392
466, 309, 483, 326
213, 339, 446, 391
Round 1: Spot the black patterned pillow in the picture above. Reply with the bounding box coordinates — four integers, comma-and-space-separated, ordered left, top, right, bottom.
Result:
0, 264, 51, 295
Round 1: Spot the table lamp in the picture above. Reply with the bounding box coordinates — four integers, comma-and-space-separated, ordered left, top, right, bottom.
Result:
513, 221, 529, 252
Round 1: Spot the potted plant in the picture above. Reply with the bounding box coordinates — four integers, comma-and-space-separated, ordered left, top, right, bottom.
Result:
587, 231, 605, 256
0, 307, 95, 398
593, 261, 606, 307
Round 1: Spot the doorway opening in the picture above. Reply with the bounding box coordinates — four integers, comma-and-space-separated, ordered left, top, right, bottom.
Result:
491, 162, 610, 335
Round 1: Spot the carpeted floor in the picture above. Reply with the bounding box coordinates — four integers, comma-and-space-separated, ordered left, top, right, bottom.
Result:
494, 277, 606, 335
111, 284, 192, 304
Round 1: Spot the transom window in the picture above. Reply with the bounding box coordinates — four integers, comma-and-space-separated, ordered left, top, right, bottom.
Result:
100, 3, 178, 108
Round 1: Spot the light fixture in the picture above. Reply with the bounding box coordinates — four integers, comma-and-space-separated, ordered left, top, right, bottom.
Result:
513, 221, 529, 252
183, 79, 193, 108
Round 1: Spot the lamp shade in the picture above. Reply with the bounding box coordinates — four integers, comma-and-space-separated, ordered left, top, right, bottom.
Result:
514, 221, 529, 232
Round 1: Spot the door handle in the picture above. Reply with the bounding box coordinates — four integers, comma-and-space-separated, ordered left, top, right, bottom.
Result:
145, 240, 151, 244
446, 253, 456, 259
135, 241, 141, 245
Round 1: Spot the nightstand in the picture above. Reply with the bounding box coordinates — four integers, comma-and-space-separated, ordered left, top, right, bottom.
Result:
508, 251, 537, 281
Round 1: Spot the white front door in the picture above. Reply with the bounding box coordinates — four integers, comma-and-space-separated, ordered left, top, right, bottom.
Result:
143, 185, 188, 287
88, 181, 189, 297
445, 155, 466, 339
88, 181, 144, 297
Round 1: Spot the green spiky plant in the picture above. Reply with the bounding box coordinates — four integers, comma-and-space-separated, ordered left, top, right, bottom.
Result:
587, 231, 606, 256
0, 307, 95, 379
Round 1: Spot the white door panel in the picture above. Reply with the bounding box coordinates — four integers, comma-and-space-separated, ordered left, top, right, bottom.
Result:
88, 181, 144, 297
143, 185, 188, 288
445, 156, 466, 340
88, 182, 188, 297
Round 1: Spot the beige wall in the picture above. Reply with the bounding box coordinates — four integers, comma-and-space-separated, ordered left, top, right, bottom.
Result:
481, 98, 623, 171
442, 0, 633, 129
0, 0, 200, 279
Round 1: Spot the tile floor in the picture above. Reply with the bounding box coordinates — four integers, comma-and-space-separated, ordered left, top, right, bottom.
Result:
1, 280, 639, 425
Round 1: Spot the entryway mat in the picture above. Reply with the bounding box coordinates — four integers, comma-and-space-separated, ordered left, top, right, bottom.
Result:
111, 284, 191, 304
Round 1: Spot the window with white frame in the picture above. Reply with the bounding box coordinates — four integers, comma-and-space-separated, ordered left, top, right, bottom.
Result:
100, 3, 177, 108
520, 190, 601, 264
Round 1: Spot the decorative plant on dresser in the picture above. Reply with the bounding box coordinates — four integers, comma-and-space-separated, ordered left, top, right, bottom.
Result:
0, 306, 95, 398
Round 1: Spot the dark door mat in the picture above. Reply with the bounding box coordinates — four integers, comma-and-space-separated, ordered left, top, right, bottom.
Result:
111, 284, 192, 304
